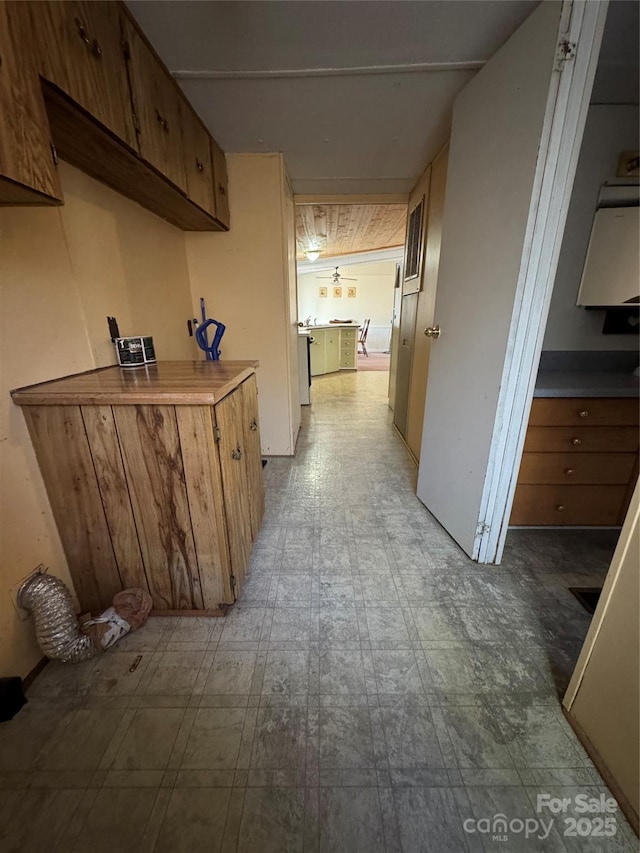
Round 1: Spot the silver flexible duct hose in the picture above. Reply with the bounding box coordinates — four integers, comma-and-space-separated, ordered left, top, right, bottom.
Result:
18, 573, 100, 663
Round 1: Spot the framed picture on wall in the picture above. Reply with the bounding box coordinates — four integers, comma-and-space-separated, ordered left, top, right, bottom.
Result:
319, 287, 328, 298
333, 286, 342, 298
347, 287, 356, 298
402, 195, 425, 295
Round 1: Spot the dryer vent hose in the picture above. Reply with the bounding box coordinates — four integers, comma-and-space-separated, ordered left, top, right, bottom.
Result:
18, 573, 99, 664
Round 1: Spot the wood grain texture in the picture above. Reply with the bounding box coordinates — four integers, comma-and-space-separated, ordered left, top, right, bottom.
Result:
239, 375, 265, 541
122, 14, 187, 192
11, 361, 258, 406
517, 451, 637, 485
42, 81, 225, 232
175, 405, 234, 607
529, 397, 640, 427
0, 2, 62, 203
523, 426, 639, 454
214, 389, 252, 597
210, 138, 230, 228
511, 484, 627, 526
180, 100, 216, 216
30, 1, 137, 150
23, 406, 122, 612
113, 405, 203, 610
296, 203, 406, 259
81, 405, 149, 592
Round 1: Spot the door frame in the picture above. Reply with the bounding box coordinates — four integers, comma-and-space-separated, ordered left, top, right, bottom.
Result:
474, 0, 609, 562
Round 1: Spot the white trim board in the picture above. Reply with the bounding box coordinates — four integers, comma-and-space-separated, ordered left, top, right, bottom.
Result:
475, 0, 609, 562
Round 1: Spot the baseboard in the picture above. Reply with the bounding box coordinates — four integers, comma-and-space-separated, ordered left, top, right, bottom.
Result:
562, 706, 639, 837
22, 656, 49, 692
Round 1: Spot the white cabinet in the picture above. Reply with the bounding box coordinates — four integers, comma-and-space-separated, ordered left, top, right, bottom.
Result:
309, 326, 358, 376
577, 207, 640, 306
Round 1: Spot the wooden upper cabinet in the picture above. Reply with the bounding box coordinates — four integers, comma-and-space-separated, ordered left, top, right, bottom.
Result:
180, 101, 216, 216
122, 16, 188, 194
0, 2, 62, 203
211, 138, 230, 228
31, 1, 137, 150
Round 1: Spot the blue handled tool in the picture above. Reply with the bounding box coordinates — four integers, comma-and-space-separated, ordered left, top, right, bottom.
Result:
195, 317, 226, 361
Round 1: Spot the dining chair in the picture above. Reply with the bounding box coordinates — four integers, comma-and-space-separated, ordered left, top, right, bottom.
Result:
358, 319, 370, 356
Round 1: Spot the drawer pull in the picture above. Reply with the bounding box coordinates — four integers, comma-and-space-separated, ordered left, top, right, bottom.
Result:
571, 438, 582, 446
249, 418, 258, 431
556, 505, 566, 512
565, 468, 575, 475
155, 109, 169, 132
231, 445, 242, 460
195, 158, 204, 172
75, 19, 102, 58
579, 410, 589, 418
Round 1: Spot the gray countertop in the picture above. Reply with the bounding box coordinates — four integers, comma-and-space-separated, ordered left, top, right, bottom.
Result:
534, 370, 640, 397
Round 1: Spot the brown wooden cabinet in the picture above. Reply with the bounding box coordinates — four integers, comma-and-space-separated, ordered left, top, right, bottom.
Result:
511, 397, 639, 526
122, 15, 187, 193
12, 362, 263, 613
0, 0, 230, 229
32, 1, 137, 150
0, 1, 62, 204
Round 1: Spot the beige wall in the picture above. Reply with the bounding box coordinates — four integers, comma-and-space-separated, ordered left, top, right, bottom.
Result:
564, 481, 640, 830
186, 153, 300, 456
0, 162, 195, 678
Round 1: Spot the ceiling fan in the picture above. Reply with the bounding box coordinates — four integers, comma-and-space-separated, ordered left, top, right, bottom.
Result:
316, 266, 357, 284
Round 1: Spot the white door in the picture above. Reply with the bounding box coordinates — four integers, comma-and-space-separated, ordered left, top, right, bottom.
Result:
417, 1, 607, 560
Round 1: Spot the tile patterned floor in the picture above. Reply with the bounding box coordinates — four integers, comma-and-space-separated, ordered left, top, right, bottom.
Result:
0, 371, 635, 852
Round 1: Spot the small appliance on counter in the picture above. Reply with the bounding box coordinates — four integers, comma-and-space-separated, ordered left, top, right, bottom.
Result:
114, 336, 156, 368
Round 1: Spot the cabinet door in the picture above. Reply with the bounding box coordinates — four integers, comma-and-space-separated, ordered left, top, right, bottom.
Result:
0, 2, 62, 203
310, 331, 326, 376
180, 101, 215, 215
325, 330, 340, 373
32, 1, 137, 150
214, 387, 252, 598
239, 374, 264, 540
123, 16, 187, 192
113, 405, 204, 610
211, 137, 230, 228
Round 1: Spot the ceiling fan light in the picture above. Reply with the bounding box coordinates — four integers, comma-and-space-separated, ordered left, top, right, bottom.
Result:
305, 249, 321, 262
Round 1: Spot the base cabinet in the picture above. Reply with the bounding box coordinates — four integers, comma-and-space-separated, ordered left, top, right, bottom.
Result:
309, 326, 358, 376
18, 369, 263, 613
511, 397, 639, 526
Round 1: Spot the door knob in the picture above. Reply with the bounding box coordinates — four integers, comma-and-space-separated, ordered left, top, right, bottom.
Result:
424, 325, 441, 339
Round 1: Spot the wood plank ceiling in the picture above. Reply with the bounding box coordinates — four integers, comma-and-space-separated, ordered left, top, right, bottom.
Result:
296, 204, 407, 260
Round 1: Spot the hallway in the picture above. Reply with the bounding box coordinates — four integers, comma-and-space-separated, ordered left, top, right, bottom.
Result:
0, 371, 634, 852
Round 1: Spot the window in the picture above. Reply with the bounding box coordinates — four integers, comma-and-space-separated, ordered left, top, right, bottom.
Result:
403, 197, 425, 293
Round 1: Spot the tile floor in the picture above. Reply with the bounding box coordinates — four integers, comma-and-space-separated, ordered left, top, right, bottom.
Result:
0, 371, 635, 852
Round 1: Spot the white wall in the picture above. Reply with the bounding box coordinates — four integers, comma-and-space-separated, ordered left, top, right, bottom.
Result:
0, 162, 195, 679
543, 104, 639, 351
298, 259, 396, 351
186, 154, 300, 455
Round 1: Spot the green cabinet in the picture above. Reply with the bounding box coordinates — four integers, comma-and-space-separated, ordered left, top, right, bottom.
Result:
308, 326, 358, 376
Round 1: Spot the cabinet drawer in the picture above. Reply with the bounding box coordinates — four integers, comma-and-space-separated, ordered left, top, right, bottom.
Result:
517, 451, 636, 485
341, 329, 357, 341
523, 426, 638, 453
529, 397, 639, 427
341, 340, 355, 351
511, 484, 627, 526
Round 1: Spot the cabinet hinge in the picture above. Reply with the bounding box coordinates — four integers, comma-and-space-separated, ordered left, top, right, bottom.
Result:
555, 39, 576, 69
121, 38, 130, 60
50, 142, 59, 167
476, 522, 491, 536
213, 425, 221, 442
230, 573, 236, 591
131, 112, 140, 133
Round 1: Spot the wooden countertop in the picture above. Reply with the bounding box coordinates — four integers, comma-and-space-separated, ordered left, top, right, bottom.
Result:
11, 360, 259, 406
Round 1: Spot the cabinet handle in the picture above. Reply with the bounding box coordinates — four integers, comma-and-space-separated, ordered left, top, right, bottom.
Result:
231, 445, 242, 460
155, 109, 169, 132
195, 158, 204, 172
556, 505, 565, 512
75, 19, 102, 58
218, 183, 226, 195
571, 438, 582, 446
578, 410, 589, 418
565, 468, 575, 475
249, 418, 258, 431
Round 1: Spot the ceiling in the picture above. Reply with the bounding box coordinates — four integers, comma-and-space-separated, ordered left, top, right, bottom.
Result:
126, 0, 539, 195
296, 204, 407, 260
